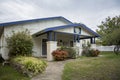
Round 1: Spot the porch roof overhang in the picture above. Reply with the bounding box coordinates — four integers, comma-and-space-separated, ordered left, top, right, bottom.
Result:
55, 31, 95, 39
33, 23, 100, 38
34, 31, 96, 40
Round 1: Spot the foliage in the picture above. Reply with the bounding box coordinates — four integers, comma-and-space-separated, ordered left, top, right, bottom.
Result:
82, 49, 100, 57
62, 52, 120, 80
52, 50, 68, 61
109, 28, 120, 45
82, 42, 91, 50
6, 29, 33, 56
95, 39, 102, 45
11, 56, 47, 77
82, 43, 100, 57
60, 46, 76, 59
97, 15, 120, 45
0, 64, 29, 80
82, 41, 91, 53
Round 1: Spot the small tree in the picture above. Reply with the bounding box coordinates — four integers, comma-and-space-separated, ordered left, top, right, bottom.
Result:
97, 15, 120, 45
6, 29, 33, 56
109, 28, 120, 45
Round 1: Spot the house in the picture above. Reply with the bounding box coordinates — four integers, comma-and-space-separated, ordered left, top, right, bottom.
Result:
0, 16, 100, 61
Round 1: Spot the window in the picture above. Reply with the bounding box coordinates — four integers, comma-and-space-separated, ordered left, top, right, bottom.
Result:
74, 27, 81, 34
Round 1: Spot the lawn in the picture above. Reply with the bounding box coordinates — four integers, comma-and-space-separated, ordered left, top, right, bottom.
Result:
0, 64, 30, 80
62, 52, 120, 80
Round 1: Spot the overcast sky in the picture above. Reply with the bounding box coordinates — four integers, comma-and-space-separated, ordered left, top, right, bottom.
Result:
0, 0, 120, 31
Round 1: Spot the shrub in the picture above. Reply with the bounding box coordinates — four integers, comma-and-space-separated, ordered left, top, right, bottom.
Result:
60, 46, 76, 59
6, 29, 33, 56
82, 42, 100, 57
82, 49, 90, 56
92, 49, 100, 57
11, 56, 47, 77
82, 49, 100, 57
52, 50, 68, 61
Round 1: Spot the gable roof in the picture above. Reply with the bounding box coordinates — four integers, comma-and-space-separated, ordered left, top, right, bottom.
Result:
37, 23, 100, 37
0, 16, 100, 37
78, 23, 100, 37
0, 16, 73, 27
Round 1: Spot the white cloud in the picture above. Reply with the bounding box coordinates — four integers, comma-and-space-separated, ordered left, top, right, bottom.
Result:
0, 0, 120, 31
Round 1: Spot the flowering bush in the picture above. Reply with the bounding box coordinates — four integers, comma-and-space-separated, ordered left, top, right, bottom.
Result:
52, 50, 68, 61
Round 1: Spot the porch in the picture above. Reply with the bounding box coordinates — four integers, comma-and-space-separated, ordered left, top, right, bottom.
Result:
32, 31, 96, 61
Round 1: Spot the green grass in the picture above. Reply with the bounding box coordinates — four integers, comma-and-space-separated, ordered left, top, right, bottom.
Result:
62, 52, 120, 80
0, 64, 30, 80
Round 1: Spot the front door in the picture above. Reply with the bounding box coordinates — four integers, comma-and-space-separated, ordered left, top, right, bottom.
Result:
42, 39, 47, 56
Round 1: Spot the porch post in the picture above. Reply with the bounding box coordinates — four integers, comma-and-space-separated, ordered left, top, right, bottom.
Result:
91, 37, 96, 49
90, 38, 93, 44
74, 42, 81, 57
90, 37, 95, 44
47, 32, 57, 61
47, 41, 57, 61
53, 32, 56, 41
79, 39, 83, 56
73, 35, 81, 57
93, 37, 96, 44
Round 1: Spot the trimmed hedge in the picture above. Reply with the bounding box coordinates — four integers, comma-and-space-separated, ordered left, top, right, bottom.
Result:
11, 56, 47, 77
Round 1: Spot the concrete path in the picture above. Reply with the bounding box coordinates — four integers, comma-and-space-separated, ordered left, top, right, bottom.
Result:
32, 60, 72, 80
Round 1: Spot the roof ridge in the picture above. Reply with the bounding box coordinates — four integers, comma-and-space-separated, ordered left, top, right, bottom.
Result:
0, 16, 62, 24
